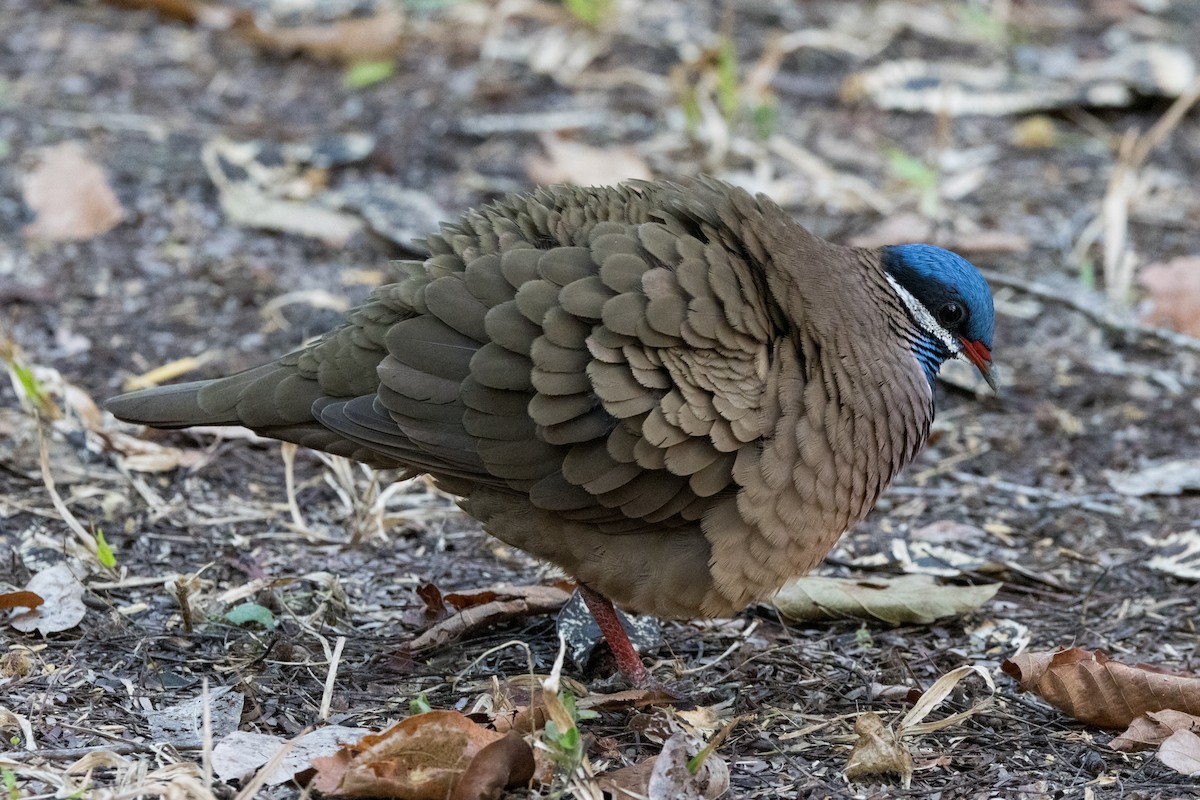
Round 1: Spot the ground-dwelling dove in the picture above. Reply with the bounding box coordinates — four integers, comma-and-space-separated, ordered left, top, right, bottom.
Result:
107, 179, 995, 686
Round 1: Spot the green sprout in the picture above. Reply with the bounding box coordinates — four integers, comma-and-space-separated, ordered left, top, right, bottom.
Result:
409, 692, 432, 715
563, 0, 611, 27
886, 148, 940, 218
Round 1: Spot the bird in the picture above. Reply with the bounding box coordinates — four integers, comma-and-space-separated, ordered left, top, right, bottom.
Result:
106, 178, 995, 687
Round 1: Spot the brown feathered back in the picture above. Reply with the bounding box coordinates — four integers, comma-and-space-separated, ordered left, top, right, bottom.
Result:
106, 179, 934, 618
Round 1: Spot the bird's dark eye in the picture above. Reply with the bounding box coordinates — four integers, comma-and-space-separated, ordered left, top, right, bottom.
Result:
937, 302, 965, 327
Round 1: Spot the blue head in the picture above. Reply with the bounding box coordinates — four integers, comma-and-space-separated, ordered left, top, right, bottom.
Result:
881, 244, 996, 389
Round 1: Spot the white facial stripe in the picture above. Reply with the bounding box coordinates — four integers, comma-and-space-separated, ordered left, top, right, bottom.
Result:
884, 273, 962, 355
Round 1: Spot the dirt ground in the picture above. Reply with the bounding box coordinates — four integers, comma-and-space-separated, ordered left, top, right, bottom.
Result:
3, 0, 1200, 798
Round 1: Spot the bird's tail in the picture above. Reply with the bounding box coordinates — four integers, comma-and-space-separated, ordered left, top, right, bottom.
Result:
104, 362, 302, 429
105, 379, 232, 428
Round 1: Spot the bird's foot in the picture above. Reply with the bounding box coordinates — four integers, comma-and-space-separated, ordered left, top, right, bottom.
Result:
576, 582, 654, 687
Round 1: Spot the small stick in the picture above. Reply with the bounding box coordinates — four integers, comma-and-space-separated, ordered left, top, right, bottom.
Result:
319, 635, 347, 722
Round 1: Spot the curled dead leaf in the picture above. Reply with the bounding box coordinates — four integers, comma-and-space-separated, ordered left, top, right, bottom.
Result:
774, 574, 1000, 625
22, 142, 124, 242
1140, 256, 1200, 338
1156, 729, 1200, 777
311, 710, 520, 799
1110, 709, 1200, 752
1003, 648, 1200, 728
844, 712, 913, 788
449, 731, 535, 800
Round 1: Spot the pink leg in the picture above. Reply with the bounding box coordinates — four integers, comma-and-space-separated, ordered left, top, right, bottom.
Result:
577, 583, 652, 687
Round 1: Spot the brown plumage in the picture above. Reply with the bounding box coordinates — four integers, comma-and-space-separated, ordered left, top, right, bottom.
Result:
107, 179, 995, 680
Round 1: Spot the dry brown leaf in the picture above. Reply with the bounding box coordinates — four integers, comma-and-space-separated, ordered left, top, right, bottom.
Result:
774, 574, 1000, 625
236, 11, 405, 62
1156, 729, 1200, 776
310, 711, 505, 798
22, 142, 124, 242
487, 686, 675, 735
594, 732, 728, 800
1003, 648, 1200, 728
844, 712, 913, 787
407, 585, 571, 652
1140, 256, 1200, 337
7, 564, 86, 634
449, 731, 535, 800
595, 756, 658, 799
101, 0, 241, 27
527, 134, 652, 188
1110, 709, 1200, 752
0, 592, 44, 612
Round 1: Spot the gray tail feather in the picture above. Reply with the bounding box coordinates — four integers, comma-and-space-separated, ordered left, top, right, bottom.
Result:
104, 379, 235, 428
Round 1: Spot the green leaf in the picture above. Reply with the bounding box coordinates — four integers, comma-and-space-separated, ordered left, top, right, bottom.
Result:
223, 602, 276, 628
409, 693, 432, 715
94, 528, 117, 568
1078, 258, 1096, 291
715, 37, 740, 121
12, 362, 46, 408
563, 0, 610, 27
752, 100, 777, 140
773, 574, 1001, 625
343, 60, 394, 90
886, 149, 937, 190
2, 767, 17, 800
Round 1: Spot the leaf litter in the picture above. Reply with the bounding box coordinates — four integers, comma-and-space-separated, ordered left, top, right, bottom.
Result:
1004, 647, 1200, 728
773, 574, 1000, 625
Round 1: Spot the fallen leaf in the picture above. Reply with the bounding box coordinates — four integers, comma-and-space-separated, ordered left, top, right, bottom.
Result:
0, 592, 44, 611
1003, 648, 1200, 728
7, 564, 85, 634
1107, 459, 1200, 496
890, 539, 997, 577
414, 582, 449, 622
22, 142, 124, 242
527, 134, 652, 187
1141, 530, 1200, 581
910, 520, 988, 544
212, 726, 370, 785
449, 731, 535, 800
773, 574, 1000, 625
201, 137, 365, 246
311, 710, 506, 798
146, 687, 244, 748
595, 756, 659, 799
845, 712, 913, 788
237, 10, 405, 62
100, 0, 241, 27
1140, 256, 1200, 337
407, 585, 572, 652
640, 732, 729, 800
1156, 730, 1200, 776
899, 664, 995, 735
1110, 709, 1200, 752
